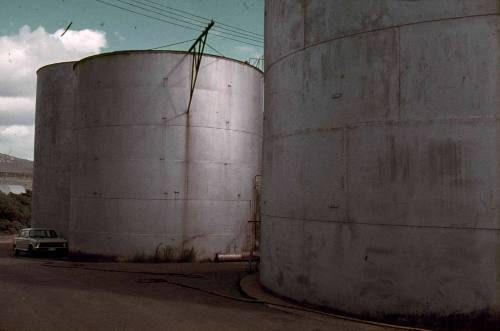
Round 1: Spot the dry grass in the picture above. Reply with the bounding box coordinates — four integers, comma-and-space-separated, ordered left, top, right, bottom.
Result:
130, 244, 198, 263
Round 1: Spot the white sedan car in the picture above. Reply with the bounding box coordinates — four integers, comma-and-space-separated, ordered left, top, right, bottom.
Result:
13, 228, 68, 256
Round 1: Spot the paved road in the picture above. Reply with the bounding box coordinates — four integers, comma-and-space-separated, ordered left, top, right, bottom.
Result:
0, 236, 389, 331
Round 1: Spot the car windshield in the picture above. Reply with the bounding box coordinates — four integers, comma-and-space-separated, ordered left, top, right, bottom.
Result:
29, 230, 58, 238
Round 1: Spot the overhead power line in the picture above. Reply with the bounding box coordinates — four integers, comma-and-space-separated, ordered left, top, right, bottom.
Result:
207, 32, 262, 48
115, 0, 206, 29
149, 38, 197, 50
137, 0, 263, 41
96, 0, 263, 48
114, 0, 263, 44
205, 42, 225, 57
96, 0, 200, 32
137, 0, 263, 37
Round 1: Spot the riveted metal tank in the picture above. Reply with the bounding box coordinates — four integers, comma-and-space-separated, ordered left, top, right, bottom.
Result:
70, 51, 263, 259
32, 62, 75, 238
261, 0, 499, 326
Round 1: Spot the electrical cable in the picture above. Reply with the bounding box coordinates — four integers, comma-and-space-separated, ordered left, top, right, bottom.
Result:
96, 0, 263, 48
205, 42, 225, 57
138, 0, 263, 39
136, 277, 429, 331
96, 0, 201, 32
114, 0, 263, 44
41, 262, 204, 278
149, 38, 197, 50
136, 0, 264, 42
116, 0, 207, 30
40, 262, 429, 330
208, 33, 262, 48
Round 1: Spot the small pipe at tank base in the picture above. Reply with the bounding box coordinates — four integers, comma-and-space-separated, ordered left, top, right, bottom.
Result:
215, 252, 259, 262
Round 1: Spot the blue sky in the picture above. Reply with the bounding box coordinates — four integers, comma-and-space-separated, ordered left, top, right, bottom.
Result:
0, 0, 264, 159
0, 0, 264, 59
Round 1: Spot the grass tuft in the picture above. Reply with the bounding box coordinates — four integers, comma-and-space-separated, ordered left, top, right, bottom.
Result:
130, 244, 197, 263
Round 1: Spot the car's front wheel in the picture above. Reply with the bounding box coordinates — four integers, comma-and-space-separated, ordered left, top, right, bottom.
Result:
28, 245, 35, 256
13, 245, 19, 256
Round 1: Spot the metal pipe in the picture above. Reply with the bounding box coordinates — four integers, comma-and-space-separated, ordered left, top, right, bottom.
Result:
215, 252, 259, 262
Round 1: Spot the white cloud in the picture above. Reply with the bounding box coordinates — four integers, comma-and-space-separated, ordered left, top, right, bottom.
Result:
114, 31, 126, 41
0, 125, 33, 137
0, 125, 34, 159
0, 96, 35, 126
54, 27, 107, 53
0, 25, 107, 160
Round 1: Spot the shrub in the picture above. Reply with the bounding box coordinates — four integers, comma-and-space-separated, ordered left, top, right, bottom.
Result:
0, 191, 31, 233
130, 244, 197, 263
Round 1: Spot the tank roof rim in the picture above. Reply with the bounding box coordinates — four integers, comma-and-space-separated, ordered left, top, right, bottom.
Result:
73, 49, 263, 74
36, 61, 77, 74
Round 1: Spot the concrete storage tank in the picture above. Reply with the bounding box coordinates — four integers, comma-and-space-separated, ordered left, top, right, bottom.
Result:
261, 0, 499, 327
70, 51, 263, 259
32, 62, 75, 238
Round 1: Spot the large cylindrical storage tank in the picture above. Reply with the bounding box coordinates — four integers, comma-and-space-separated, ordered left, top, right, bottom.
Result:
261, 0, 499, 327
70, 51, 263, 259
32, 62, 75, 238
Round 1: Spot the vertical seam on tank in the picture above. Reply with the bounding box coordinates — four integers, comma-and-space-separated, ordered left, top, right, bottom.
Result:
344, 126, 349, 222
397, 27, 402, 121
161, 108, 168, 243
301, 0, 307, 302
69, 66, 78, 243
303, 0, 307, 51
181, 54, 193, 249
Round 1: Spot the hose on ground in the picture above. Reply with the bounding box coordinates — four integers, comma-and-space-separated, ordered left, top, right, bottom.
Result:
41, 262, 429, 331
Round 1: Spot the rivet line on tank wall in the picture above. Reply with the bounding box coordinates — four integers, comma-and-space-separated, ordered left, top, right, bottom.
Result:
181, 106, 192, 249
302, 0, 307, 60
262, 214, 500, 231
71, 230, 236, 237
263, 116, 500, 141
72, 124, 263, 138
343, 127, 350, 222
72, 197, 253, 202
299, 3, 308, 300
265, 12, 499, 74
37, 91, 73, 98
74, 160, 256, 167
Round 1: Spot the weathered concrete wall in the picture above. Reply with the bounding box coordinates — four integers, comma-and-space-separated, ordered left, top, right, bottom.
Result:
70, 51, 263, 259
32, 62, 75, 238
261, 0, 500, 326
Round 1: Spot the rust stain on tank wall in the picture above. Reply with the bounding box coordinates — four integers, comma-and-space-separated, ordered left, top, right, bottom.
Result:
377, 134, 410, 183
427, 138, 466, 187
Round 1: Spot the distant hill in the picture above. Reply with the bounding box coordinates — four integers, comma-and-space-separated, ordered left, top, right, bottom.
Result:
0, 154, 32, 233
0, 153, 33, 174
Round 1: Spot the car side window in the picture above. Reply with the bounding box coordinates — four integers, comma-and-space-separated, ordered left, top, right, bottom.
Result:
20, 230, 27, 238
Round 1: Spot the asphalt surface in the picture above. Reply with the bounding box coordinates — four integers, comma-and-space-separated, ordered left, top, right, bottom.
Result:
0, 235, 390, 331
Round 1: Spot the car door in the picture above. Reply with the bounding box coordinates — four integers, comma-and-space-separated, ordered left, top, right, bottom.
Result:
16, 230, 27, 250
22, 230, 30, 250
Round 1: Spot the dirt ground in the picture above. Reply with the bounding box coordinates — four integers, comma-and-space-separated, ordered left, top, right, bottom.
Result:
0, 235, 393, 331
